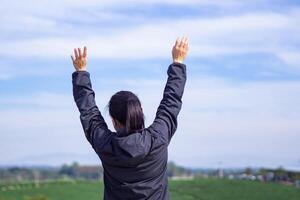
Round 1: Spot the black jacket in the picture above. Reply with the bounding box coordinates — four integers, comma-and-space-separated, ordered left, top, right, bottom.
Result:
72, 62, 187, 200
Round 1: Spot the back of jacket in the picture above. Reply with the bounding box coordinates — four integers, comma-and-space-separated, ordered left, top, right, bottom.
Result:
72, 62, 187, 200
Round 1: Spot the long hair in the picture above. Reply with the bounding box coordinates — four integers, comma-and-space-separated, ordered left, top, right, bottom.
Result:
107, 91, 145, 135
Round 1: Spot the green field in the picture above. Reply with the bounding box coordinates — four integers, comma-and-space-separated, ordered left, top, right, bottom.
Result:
0, 178, 299, 200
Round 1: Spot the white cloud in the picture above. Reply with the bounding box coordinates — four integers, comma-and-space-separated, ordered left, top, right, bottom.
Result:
0, 63, 64, 80
0, 0, 299, 168
0, 0, 258, 14
0, 0, 276, 33
0, 0, 299, 82
1, 77, 299, 167
0, 92, 73, 108
1, 10, 299, 70
1, 14, 57, 32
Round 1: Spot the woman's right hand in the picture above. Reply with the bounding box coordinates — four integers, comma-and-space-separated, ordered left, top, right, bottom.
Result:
172, 37, 189, 64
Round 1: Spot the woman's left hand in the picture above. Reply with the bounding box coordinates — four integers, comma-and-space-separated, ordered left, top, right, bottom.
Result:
71, 46, 87, 71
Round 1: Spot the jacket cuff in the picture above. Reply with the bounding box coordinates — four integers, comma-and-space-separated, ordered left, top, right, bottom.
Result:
72, 71, 91, 86
169, 62, 186, 73
172, 61, 186, 66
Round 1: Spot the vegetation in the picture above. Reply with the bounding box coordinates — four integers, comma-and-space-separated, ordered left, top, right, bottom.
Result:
1, 162, 299, 199
0, 178, 299, 200
0, 162, 191, 183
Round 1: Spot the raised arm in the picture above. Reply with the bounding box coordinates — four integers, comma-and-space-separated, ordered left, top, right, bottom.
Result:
149, 37, 189, 144
71, 47, 112, 152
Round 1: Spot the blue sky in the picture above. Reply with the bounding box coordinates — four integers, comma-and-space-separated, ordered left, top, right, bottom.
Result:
0, 0, 300, 170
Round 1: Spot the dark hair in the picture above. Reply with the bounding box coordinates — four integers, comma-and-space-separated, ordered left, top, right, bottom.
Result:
107, 91, 145, 135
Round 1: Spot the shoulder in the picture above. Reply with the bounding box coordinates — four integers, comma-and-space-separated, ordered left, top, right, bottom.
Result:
145, 125, 169, 147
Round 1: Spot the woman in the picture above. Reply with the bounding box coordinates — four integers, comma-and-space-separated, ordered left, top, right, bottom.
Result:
71, 37, 189, 200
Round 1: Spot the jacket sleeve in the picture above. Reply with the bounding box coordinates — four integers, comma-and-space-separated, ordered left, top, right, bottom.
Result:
72, 71, 113, 153
149, 62, 187, 144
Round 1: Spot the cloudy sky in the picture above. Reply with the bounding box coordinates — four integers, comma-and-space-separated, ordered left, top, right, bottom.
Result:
0, 0, 299, 170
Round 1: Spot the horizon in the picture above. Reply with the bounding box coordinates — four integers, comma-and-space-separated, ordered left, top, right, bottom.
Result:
1, 160, 299, 173
1, 0, 300, 170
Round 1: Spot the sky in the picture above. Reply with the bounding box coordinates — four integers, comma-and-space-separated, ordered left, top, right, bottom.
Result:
0, 0, 300, 170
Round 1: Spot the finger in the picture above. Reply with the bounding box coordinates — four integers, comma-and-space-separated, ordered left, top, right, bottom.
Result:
184, 37, 188, 45
175, 37, 180, 47
179, 37, 185, 48
78, 48, 82, 58
74, 48, 78, 59
182, 37, 187, 48
71, 55, 75, 62
183, 37, 188, 49
83, 46, 87, 58
185, 43, 189, 53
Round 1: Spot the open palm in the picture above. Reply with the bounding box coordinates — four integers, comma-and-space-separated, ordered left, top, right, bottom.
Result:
172, 37, 189, 63
71, 46, 87, 71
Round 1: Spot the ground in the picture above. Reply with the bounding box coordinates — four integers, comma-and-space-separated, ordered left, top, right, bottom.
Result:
0, 178, 299, 200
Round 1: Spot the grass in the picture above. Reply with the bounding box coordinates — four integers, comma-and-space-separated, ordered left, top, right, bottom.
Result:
169, 178, 300, 200
0, 178, 299, 200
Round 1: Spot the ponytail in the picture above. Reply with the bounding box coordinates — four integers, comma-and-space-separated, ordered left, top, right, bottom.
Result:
125, 98, 145, 133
